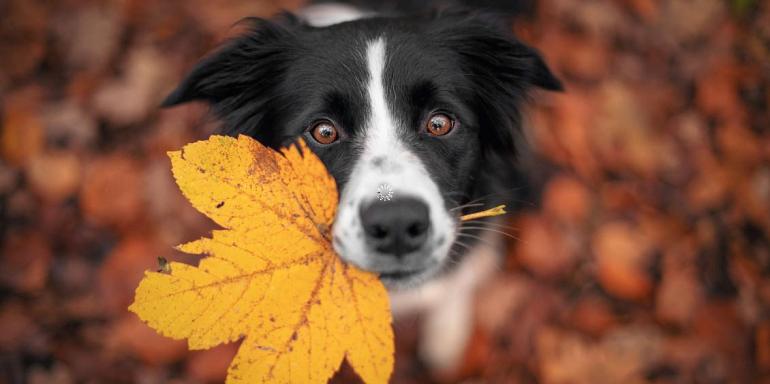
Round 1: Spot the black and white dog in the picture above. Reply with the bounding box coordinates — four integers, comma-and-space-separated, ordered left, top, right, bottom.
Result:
163, 1, 561, 370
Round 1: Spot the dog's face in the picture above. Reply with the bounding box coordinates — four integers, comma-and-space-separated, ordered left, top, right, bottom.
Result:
163, 12, 561, 288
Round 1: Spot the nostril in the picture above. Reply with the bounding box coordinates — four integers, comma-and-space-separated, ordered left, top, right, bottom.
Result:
369, 224, 389, 239
406, 222, 427, 238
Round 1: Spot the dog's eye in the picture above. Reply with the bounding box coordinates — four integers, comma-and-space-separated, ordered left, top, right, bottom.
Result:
309, 120, 339, 145
425, 113, 454, 137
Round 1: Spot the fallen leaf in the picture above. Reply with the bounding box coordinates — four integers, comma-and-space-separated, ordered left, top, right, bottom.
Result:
42, 101, 98, 150
514, 214, 577, 279
106, 315, 187, 365
565, 295, 618, 337
80, 152, 144, 229
187, 343, 239, 383
537, 325, 662, 384
0, 0, 48, 87
92, 47, 169, 126
27, 364, 73, 384
129, 135, 394, 384
100, 236, 163, 316
757, 321, 770, 373
593, 221, 654, 301
26, 151, 81, 203
0, 301, 39, 351
0, 230, 51, 293
1, 86, 45, 166
655, 245, 703, 327
53, 4, 121, 72
542, 175, 592, 224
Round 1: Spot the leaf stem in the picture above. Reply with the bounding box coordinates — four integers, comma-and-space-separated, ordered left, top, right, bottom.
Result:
459, 204, 507, 221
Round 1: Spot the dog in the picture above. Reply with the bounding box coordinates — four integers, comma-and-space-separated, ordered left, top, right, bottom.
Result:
162, 1, 561, 371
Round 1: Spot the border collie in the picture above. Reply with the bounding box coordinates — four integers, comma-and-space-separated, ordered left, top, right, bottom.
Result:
162, 2, 561, 371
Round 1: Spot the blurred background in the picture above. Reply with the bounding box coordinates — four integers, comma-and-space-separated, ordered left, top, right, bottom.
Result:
1, 0, 769, 383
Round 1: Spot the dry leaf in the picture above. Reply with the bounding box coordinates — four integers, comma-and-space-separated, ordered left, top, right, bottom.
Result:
514, 214, 576, 279
80, 153, 144, 229
186, 343, 239, 383
129, 135, 394, 383
593, 221, 654, 301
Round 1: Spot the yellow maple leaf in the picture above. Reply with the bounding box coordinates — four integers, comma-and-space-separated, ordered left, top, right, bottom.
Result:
129, 135, 394, 383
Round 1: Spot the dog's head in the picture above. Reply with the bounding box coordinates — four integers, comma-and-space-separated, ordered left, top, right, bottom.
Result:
163, 11, 561, 288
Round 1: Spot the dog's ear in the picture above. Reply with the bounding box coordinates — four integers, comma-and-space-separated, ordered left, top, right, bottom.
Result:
162, 14, 303, 107
525, 48, 564, 91
431, 12, 562, 158
433, 11, 562, 93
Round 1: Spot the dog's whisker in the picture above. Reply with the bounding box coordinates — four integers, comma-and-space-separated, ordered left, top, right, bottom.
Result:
456, 188, 538, 210
460, 218, 521, 231
449, 202, 486, 212
459, 196, 487, 207
451, 239, 474, 253
461, 186, 525, 205
446, 250, 463, 266
455, 232, 498, 249
450, 201, 485, 209
461, 220, 521, 232
458, 225, 522, 242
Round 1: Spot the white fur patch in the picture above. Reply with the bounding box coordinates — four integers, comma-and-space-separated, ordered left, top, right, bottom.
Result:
298, 3, 371, 27
331, 37, 455, 278
392, 228, 502, 370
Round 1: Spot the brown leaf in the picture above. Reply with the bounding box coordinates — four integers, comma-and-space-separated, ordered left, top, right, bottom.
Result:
0, 301, 39, 351
537, 325, 662, 384
92, 48, 170, 126
593, 81, 659, 177
695, 57, 745, 121
27, 364, 73, 384
757, 321, 770, 374
514, 215, 577, 279
475, 276, 531, 333
0, 230, 51, 293
53, 4, 121, 72
565, 295, 618, 337
80, 153, 145, 229
593, 221, 654, 300
655, 245, 703, 327
107, 315, 187, 365
659, 0, 725, 44
546, 92, 601, 179
187, 343, 239, 383
542, 175, 592, 224
692, 303, 753, 382
42, 102, 98, 150
26, 151, 81, 203
0, 0, 48, 87
99, 236, 162, 316
1, 86, 45, 166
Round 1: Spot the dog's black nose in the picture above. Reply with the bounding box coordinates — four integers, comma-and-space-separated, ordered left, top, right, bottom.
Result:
360, 197, 431, 257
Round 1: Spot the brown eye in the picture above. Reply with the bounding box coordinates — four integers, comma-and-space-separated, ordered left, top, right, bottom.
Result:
425, 113, 454, 136
310, 120, 339, 144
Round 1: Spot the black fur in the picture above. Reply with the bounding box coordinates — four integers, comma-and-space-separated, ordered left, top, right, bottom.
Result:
163, 9, 561, 272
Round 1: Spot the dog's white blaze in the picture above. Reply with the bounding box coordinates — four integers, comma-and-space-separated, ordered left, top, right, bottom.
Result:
364, 38, 393, 155
332, 37, 455, 276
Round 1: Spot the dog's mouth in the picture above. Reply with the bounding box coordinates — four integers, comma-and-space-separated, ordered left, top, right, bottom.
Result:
374, 258, 442, 287
378, 268, 424, 280
378, 268, 428, 287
